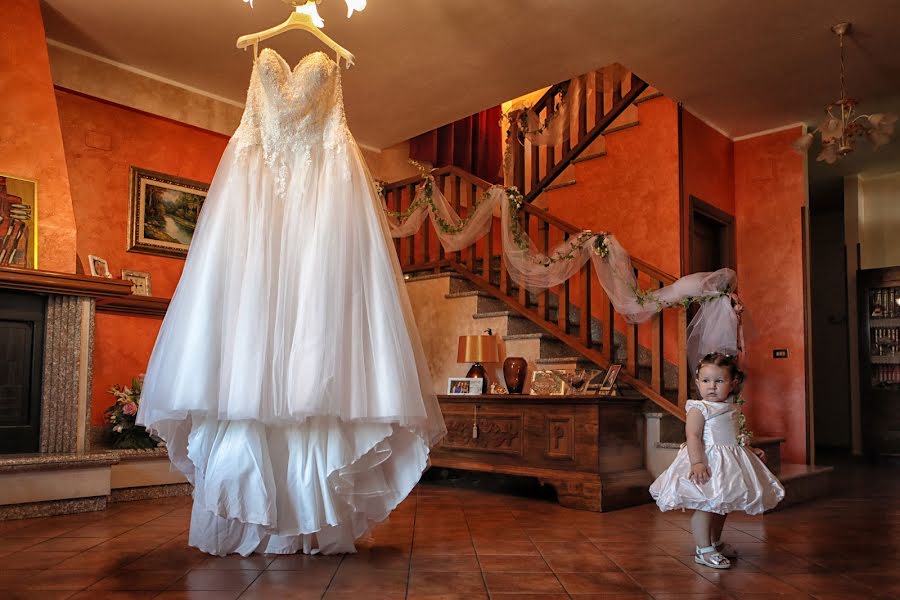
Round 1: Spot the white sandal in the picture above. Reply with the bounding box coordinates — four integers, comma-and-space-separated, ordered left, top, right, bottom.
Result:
713, 539, 738, 559
695, 545, 731, 569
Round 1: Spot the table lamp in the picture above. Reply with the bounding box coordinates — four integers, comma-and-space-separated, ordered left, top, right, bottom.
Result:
457, 329, 499, 393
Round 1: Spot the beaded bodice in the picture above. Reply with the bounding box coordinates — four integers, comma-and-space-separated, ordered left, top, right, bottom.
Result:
233, 49, 351, 192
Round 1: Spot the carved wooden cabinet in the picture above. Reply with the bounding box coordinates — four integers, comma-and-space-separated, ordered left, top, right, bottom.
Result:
431, 394, 652, 511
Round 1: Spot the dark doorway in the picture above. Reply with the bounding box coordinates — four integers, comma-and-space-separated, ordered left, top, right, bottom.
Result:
0, 291, 45, 453
688, 196, 735, 274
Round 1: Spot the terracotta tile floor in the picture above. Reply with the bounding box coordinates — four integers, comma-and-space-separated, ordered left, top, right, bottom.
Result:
0, 462, 898, 600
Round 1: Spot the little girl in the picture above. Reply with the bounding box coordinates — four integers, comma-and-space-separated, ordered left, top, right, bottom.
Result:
649, 352, 785, 569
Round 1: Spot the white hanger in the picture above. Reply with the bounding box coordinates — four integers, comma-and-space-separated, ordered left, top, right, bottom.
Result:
236, 1, 355, 68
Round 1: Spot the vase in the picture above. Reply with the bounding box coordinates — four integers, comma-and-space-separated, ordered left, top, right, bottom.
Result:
503, 357, 528, 394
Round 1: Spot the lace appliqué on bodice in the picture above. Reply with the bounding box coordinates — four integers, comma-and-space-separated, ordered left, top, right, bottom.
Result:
233, 50, 352, 195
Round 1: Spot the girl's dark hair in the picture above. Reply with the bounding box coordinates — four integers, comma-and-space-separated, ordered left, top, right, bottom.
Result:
696, 352, 744, 393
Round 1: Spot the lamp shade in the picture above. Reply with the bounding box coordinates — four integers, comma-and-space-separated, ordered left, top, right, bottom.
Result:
457, 335, 499, 363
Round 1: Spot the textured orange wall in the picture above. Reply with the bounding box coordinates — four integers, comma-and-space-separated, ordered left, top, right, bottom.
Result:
54, 90, 229, 424
0, 0, 77, 271
682, 110, 735, 217
545, 97, 682, 278
734, 127, 808, 463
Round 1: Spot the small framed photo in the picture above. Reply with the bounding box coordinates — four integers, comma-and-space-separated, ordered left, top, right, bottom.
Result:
128, 167, 209, 258
88, 255, 112, 278
596, 364, 623, 396
122, 269, 152, 296
447, 377, 483, 395
529, 370, 568, 395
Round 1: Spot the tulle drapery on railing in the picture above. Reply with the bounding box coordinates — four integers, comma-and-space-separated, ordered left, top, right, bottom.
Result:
383, 174, 742, 369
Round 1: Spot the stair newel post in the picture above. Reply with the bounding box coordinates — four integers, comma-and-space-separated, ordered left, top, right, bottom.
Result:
558, 231, 570, 334
436, 174, 447, 267
625, 267, 639, 377
509, 110, 526, 194
468, 182, 477, 273
530, 136, 540, 195
580, 261, 592, 348
486, 187, 495, 285
407, 183, 417, 267
452, 175, 462, 265
677, 306, 689, 408
650, 278, 664, 394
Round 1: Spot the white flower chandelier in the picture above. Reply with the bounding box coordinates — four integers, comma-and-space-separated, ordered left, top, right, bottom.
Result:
242, 0, 367, 20
794, 22, 896, 164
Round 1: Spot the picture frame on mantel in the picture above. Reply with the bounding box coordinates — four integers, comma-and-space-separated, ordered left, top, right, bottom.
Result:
121, 269, 152, 296
596, 364, 622, 396
0, 173, 37, 269
128, 167, 209, 258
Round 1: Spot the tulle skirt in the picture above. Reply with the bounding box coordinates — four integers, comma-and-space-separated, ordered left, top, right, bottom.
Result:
649, 444, 784, 515
137, 138, 445, 555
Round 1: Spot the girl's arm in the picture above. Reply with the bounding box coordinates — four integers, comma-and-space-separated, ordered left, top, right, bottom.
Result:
685, 408, 711, 484
747, 446, 766, 462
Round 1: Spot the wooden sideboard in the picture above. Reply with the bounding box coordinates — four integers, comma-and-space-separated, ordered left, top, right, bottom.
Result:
431, 393, 653, 511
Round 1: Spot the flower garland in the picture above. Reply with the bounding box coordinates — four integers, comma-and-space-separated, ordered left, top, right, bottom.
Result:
734, 395, 753, 446
105, 376, 158, 449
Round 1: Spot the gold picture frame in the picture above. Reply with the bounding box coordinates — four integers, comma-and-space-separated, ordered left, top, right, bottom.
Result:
0, 173, 37, 269
529, 370, 568, 395
128, 167, 208, 258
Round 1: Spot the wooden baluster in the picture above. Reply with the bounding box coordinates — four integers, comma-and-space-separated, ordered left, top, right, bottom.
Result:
530, 137, 540, 194
678, 306, 689, 408
485, 188, 494, 284
407, 183, 416, 267
518, 211, 529, 308
577, 74, 588, 145
601, 293, 614, 362
580, 262, 592, 347
625, 268, 639, 376
650, 280, 664, 394
420, 183, 430, 267
594, 69, 604, 119
558, 232, 570, 333
468, 183, 477, 273
452, 176, 462, 265
537, 220, 549, 320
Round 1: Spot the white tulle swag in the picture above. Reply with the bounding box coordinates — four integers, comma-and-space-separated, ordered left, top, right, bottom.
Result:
385, 175, 742, 367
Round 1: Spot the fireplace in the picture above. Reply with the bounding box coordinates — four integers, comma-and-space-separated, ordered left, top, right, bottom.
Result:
0, 291, 45, 453
0, 268, 134, 456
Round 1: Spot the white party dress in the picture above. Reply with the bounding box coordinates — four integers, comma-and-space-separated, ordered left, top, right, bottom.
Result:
649, 399, 784, 515
137, 49, 446, 555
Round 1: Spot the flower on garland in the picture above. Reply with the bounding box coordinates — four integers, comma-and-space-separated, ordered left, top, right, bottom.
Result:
733, 395, 753, 446
105, 375, 159, 449
592, 233, 610, 259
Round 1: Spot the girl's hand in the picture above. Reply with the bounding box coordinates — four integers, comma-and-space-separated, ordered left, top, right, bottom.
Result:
750, 447, 766, 462
689, 462, 711, 485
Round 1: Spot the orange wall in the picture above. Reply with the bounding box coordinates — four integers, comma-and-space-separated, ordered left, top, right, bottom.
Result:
734, 127, 808, 463
545, 97, 682, 278
54, 90, 229, 424
682, 110, 735, 217
0, 0, 77, 272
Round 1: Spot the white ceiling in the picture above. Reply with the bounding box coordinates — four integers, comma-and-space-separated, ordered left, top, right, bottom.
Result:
40, 0, 900, 152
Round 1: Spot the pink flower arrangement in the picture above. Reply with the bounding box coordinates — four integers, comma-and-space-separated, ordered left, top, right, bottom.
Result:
104, 375, 158, 449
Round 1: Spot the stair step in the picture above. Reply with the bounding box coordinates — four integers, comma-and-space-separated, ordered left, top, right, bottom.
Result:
545, 180, 577, 192
776, 463, 833, 509
572, 151, 608, 164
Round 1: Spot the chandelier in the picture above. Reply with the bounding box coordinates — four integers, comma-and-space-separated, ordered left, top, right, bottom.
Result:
794, 23, 897, 164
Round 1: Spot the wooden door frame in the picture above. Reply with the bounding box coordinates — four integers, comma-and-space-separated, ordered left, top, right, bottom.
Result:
685, 195, 736, 272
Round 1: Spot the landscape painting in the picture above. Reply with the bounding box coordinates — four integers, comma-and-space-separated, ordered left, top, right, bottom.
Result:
128, 167, 208, 258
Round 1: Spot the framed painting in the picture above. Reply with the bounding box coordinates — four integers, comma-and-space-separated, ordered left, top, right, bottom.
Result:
0, 173, 37, 269
128, 167, 209, 258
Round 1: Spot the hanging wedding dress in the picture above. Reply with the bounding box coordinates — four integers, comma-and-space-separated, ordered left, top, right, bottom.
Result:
137, 49, 445, 556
